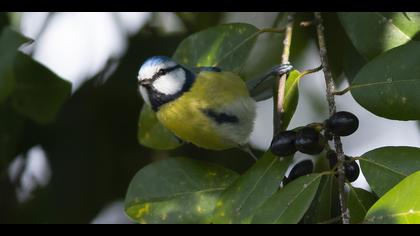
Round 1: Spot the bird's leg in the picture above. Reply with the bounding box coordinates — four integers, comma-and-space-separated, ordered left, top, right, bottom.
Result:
271, 63, 294, 76
249, 64, 294, 91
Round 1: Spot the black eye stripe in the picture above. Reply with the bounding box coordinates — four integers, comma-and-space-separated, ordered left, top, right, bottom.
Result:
152, 65, 181, 80
139, 65, 182, 88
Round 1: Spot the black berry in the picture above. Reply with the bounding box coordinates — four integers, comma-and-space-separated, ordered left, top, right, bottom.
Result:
345, 161, 360, 182
271, 131, 297, 156
283, 160, 314, 185
326, 150, 352, 169
326, 151, 360, 182
295, 127, 326, 155
325, 111, 359, 137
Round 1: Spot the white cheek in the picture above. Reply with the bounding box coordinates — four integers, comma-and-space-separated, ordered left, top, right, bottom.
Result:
153, 69, 186, 95
139, 86, 151, 106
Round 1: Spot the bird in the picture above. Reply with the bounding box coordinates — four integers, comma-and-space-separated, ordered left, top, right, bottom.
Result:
137, 55, 292, 152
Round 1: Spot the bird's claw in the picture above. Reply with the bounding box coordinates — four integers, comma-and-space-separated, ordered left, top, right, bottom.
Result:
270, 64, 294, 77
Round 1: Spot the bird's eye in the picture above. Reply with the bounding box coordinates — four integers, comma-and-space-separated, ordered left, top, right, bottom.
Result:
158, 69, 165, 75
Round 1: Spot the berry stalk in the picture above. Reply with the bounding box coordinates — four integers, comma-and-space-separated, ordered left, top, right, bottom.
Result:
314, 12, 350, 224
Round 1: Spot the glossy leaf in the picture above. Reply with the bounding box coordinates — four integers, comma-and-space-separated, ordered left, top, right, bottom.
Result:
0, 28, 31, 103
239, 26, 285, 82
323, 12, 352, 78
343, 40, 367, 84
252, 173, 323, 224
350, 41, 420, 120
11, 53, 72, 124
247, 70, 302, 131
173, 23, 260, 74
175, 12, 223, 32
347, 186, 378, 224
0, 104, 24, 170
359, 146, 420, 197
338, 12, 420, 60
137, 104, 183, 150
125, 157, 239, 224
212, 152, 292, 224
302, 175, 337, 224
281, 70, 302, 130
365, 171, 420, 224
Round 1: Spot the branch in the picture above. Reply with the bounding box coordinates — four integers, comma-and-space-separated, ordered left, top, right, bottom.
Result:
314, 12, 350, 224
332, 86, 351, 96
273, 12, 295, 137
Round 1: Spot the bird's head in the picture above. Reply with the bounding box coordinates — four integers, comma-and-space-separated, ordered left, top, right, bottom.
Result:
138, 56, 193, 110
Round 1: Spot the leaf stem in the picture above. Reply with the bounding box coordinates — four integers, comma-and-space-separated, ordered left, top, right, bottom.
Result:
259, 27, 287, 34
314, 12, 350, 224
332, 86, 351, 96
300, 65, 323, 77
273, 12, 295, 137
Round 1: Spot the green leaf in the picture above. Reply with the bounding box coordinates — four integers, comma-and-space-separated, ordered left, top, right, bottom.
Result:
347, 186, 378, 224
350, 41, 420, 120
175, 12, 223, 32
323, 12, 352, 78
302, 175, 337, 224
0, 27, 31, 103
338, 12, 420, 60
0, 104, 25, 170
125, 157, 239, 224
137, 104, 183, 150
10, 53, 72, 124
380, 12, 420, 40
252, 173, 323, 224
364, 171, 420, 224
212, 152, 292, 224
247, 69, 301, 130
343, 40, 367, 84
240, 29, 284, 82
173, 23, 260, 74
359, 146, 420, 197
281, 70, 301, 130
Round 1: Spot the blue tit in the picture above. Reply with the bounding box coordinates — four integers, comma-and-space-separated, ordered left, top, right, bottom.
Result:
137, 56, 292, 151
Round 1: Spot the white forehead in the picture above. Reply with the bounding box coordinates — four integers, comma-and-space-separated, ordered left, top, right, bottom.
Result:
138, 58, 177, 81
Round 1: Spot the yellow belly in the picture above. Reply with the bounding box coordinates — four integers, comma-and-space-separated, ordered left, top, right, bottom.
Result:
156, 71, 256, 150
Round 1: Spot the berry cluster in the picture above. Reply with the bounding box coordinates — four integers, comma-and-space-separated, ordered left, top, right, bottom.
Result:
327, 150, 360, 182
271, 111, 360, 184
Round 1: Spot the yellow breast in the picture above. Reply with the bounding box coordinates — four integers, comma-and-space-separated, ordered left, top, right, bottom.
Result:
156, 71, 256, 150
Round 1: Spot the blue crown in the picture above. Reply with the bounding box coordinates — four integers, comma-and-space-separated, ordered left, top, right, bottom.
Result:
140, 56, 173, 70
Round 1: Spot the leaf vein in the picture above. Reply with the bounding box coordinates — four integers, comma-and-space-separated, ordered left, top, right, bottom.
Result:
361, 158, 407, 177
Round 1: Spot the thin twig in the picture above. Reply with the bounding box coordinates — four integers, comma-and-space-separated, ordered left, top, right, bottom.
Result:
314, 12, 350, 224
273, 12, 295, 137
332, 86, 351, 96
300, 65, 323, 76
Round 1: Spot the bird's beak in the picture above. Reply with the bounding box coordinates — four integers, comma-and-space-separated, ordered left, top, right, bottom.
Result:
138, 79, 152, 87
